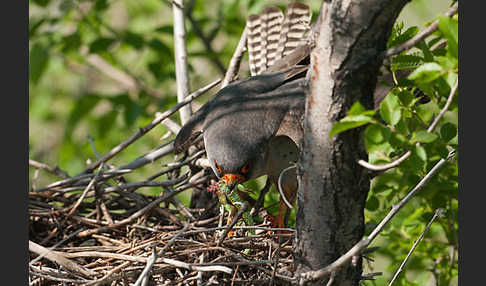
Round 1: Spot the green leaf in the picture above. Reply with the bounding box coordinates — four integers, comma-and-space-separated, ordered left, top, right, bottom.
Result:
89, 38, 116, 53
366, 195, 379, 211
348, 101, 375, 116
329, 115, 373, 138
412, 130, 438, 143
122, 31, 145, 49
415, 145, 427, 162
380, 93, 402, 126
365, 124, 390, 144
65, 94, 102, 139
29, 17, 46, 38
408, 63, 443, 83
94, 0, 109, 11
32, 0, 51, 7
97, 110, 119, 138
155, 25, 174, 35
124, 102, 142, 127
391, 54, 423, 71
438, 16, 458, 58
29, 42, 49, 84
440, 122, 457, 142
62, 33, 82, 53
417, 40, 434, 62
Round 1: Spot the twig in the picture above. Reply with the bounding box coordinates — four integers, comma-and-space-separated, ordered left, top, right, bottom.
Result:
388, 209, 442, 286
217, 201, 250, 246
197, 253, 204, 286
29, 227, 86, 266
29, 241, 97, 278
298, 150, 455, 284
66, 164, 104, 217
358, 78, 458, 171
221, 26, 248, 88
134, 247, 157, 286
85, 53, 164, 99
29, 159, 70, 179
80, 78, 220, 174
185, 0, 227, 74
427, 79, 458, 133
158, 223, 191, 256
172, 0, 192, 125
326, 272, 335, 286
277, 164, 297, 209
385, 2, 458, 57
83, 261, 131, 286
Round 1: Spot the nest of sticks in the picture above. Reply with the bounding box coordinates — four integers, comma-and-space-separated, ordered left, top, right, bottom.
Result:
29, 89, 296, 286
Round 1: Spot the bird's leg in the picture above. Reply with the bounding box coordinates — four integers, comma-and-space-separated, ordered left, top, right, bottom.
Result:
224, 203, 237, 237
268, 183, 297, 233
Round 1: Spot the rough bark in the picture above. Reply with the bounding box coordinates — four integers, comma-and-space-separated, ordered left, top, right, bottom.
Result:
294, 1, 410, 285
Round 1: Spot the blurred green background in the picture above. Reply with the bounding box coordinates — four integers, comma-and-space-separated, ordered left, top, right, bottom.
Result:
29, 1, 457, 285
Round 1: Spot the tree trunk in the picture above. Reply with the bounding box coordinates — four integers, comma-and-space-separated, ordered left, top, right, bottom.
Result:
294, 0, 410, 285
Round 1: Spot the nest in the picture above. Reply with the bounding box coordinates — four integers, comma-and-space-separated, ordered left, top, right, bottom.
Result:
29, 150, 296, 285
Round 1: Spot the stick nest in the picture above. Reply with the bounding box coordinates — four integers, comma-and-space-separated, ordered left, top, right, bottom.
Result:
29, 154, 295, 285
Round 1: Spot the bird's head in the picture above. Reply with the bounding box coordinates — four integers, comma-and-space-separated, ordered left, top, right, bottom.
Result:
204, 123, 268, 191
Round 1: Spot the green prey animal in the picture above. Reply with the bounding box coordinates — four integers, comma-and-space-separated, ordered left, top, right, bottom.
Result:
208, 178, 256, 236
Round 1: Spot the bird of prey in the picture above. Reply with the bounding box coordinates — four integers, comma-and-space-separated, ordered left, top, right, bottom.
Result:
173, 2, 414, 229
174, 2, 313, 229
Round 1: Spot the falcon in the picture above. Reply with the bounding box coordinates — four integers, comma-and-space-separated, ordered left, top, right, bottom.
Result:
173, 2, 411, 229
174, 2, 312, 229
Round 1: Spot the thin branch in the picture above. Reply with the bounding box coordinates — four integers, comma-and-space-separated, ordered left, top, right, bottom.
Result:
134, 247, 157, 286
83, 261, 131, 286
29, 241, 97, 278
80, 78, 220, 174
385, 2, 458, 57
221, 26, 248, 88
29, 159, 70, 179
172, 0, 192, 125
358, 78, 458, 171
277, 164, 297, 209
185, 0, 227, 74
298, 150, 455, 284
217, 201, 250, 246
66, 164, 104, 217
388, 209, 442, 286
29, 228, 85, 266
85, 53, 164, 99
427, 79, 458, 133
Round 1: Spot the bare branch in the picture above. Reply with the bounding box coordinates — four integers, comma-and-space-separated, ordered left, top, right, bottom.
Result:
385, 2, 458, 57
217, 201, 250, 246
185, 0, 227, 74
80, 78, 219, 174
172, 0, 192, 125
29, 159, 70, 179
85, 53, 164, 99
277, 164, 297, 209
29, 241, 97, 278
388, 209, 442, 286
221, 26, 248, 88
134, 247, 157, 286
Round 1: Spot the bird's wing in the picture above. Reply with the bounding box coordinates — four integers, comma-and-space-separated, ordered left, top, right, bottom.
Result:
173, 103, 208, 154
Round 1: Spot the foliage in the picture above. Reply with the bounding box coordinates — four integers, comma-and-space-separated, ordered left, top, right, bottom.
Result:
29, 0, 457, 285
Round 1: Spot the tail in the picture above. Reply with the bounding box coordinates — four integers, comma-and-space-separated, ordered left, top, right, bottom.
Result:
246, 2, 312, 76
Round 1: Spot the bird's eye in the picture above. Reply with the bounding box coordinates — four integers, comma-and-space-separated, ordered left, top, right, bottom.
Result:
214, 160, 223, 174
240, 162, 250, 174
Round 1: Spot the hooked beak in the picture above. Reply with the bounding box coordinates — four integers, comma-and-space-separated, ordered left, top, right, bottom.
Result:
221, 174, 245, 190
